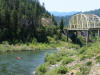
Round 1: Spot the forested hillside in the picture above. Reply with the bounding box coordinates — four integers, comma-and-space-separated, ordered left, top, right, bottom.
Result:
54, 16, 71, 26
54, 12, 80, 26
54, 8, 100, 26
0, 0, 58, 43
84, 9, 100, 17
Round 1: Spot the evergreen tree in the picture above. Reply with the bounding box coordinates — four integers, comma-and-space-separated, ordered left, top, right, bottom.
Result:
60, 18, 64, 33
0, 0, 59, 43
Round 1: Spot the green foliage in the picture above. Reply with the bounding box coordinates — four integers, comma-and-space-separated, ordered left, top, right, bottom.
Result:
60, 18, 64, 33
62, 57, 74, 65
54, 16, 71, 26
79, 54, 87, 61
31, 38, 37, 44
36, 64, 47, 75
51, 15, 57, 26
44, 69, 60, 75
78, 41, 100, 61
47, 36, 56, 44
0, 0, 59, 43
80, 65, 91, 75
58, 49, 77, 57
77, 36, 86, 45
86, 61, 92, 66
56, 65, 68, 74
96, 56, 100, 63
45, 53, 61, 65
76, 72, 82, 75
78, 47, 86, 54
60, 34, 67, 41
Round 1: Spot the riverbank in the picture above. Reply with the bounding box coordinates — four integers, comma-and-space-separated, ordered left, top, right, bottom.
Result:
35, 41, 100, 75
0, 41, 79, 53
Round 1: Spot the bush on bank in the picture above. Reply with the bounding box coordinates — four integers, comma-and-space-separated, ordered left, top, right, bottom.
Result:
35, 64, 48, 75
62, 57, 74, 65
56, 65, 68, 74
45, 53, 62, 65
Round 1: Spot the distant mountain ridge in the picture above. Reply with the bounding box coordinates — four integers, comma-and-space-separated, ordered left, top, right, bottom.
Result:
53, 8, 100, 26
84, 9, 100, 17
50, 11, 78, 16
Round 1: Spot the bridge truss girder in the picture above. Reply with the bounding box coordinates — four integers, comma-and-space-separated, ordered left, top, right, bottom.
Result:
68, 14, 100, 30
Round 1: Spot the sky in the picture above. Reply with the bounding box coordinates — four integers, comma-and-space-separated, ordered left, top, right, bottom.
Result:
40, 0, 100, 12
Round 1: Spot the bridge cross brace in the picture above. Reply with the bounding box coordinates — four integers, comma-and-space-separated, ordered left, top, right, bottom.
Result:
65, 29, 100, 46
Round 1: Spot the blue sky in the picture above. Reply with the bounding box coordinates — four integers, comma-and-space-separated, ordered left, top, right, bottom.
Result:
40, 0, 100, 12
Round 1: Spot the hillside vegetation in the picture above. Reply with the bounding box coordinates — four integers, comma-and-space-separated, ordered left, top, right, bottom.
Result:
35, 41, 100, 75
84, 9, 100, 17
0, 0, 59, 44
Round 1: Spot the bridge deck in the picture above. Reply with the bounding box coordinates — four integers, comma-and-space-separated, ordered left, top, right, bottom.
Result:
64, 27, 100, 31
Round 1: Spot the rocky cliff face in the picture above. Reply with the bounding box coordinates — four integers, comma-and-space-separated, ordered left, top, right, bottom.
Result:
41, 17, 54, 26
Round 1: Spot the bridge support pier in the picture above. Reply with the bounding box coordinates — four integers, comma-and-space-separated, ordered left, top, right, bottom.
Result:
98, 29, 100, 40
75, 31, 78, 43
67, 30, 69, 41
86, 30, 89, 46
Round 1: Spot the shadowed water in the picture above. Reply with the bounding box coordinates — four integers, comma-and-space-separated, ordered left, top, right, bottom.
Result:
0, 50, 57, 75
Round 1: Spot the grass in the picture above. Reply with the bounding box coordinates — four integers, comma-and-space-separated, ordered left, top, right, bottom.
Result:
45, 53, 61, 65
78, 41, 100, 60
35, 43, 79, 75
58, 49, 77, 57
62, 57, 74, 65
39, 65, 68, 75
35, 64, 48, 75
96, 56, 100, 63
44, 68, 61, 75
79, 65, 91, 75
76, 72, 82, 75
56, 65, 68, 74
1, 34, 100, 74
36, 40, 100, 75
0, 41, 58, 52
0, 38, 80, 53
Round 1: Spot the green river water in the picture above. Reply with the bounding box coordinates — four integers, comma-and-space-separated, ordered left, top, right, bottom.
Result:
0, 50, 57, 75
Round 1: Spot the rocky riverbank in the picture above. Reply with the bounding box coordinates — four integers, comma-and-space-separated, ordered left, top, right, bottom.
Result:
34, 41, 100, 75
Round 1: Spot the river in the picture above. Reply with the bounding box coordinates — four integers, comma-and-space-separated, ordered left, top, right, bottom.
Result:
0, 50, 57, 75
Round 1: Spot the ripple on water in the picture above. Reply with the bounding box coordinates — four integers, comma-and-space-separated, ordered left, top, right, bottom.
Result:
0, 50, 57, 75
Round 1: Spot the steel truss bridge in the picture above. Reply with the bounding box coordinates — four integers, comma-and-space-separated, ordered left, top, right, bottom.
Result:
64, 14, 100, 46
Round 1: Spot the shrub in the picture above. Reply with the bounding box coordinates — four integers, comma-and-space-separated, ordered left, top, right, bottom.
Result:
2, 41, 9, 44
48, 59, 56, 65
58, 49, 77, 57
86, 61, 92, 66
87, 54, 94, 59
45, 53, 61, 65
80, 65, 91, 75
96, 56, 100, 63
56, 65, 68, 74
60, 35, 67, 42
62, 57, 74, 65
79, 54, 86, 61
47, 36, 56, 44
36, 64, 47, 75
78, 48, 85, 54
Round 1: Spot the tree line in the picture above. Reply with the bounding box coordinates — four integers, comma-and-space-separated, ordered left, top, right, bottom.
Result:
0, 0, 64, 43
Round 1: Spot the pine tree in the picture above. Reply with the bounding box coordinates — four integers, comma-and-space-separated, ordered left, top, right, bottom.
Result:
60, 18, 64, 33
